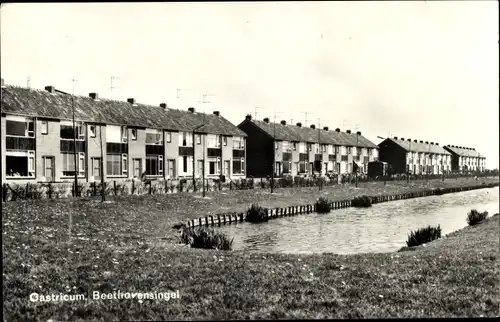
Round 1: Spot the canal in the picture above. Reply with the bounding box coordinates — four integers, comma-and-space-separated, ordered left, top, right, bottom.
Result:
217, 187, 499, 254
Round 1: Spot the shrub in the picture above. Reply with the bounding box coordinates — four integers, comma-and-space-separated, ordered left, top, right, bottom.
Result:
245, 204, 268, 223
406, 224, 442, 247
315, 197, 331, 213
466, 209, 488, 226
352, 195, 372, 207
180, 227, 233, 250
434, 188, 444, 195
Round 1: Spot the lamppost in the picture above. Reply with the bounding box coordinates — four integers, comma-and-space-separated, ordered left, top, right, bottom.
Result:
271, 111, 284, 194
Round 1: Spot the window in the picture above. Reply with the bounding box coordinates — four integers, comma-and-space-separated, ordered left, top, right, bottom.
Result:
283, 161, 291, 174
60, 124, 84, 140
299, 161, 306, 173
182, 132, 187, 146
307, 143, 312, 152
43, 156, 55, 180
207, 134, 220, 148
106, 154, 126, 176
6, 120, 27, 136
167, 159, 176, 178
275, 141, 279, 150
146, 132, 163, 145
41, 121, 48, 135
27, 121, 34, 137
166, 132, 172, 143
121, 126, 128, 142
6, 153, 35, 177
196, 134, 201, 145
335, 146, 340, 154
131, 129, 137, 141
293, 142, 297, 151
61, 153, 74, 176
322, 145, 327, 153
347, 147, 352, 154
208, 158, 221, 175
233, 137, 245, 149
233, 158, 245, 174
79, 152, 85, 176
89, 125, 96, 138
183, 156, 188, 173
145, 155, 163, 176
223, 136, 227, 146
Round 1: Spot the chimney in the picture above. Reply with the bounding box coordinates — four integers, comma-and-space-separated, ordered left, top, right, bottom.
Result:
296, 122, 302, 127
335, 128, 340, 132
407, 138, 411, 142
310, 124, 316, 129
89, 93, 99, 100
394, 136, 398, 140
1, 78, 5, 88
264, 117, 270, 123
127, 98, 136, 105
280, 120, 286, 125
346, 129, 351, 134
425, 141, 429, 144
213, 111, 220, 116
323, 127, 329, 131
430, 142, 434, 145
245, 114, 252, 120
436, 143, 439, 146
188, 107, 195, 113
414, 139, 418, 143
159, 103, 167, 109
401, 138, 405, 141
45, 86, 55, 93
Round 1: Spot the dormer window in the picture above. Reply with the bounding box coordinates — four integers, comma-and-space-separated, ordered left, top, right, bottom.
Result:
131, 128, 137, 141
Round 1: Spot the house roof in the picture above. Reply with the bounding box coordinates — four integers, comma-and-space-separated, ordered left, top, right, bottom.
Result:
444, 145, 485, 158
383, 138, 451, 154
0, 85, 246, 137
242, 119, 378, 148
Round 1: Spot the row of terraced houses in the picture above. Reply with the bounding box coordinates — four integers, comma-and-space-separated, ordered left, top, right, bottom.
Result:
0, 81, 487, 184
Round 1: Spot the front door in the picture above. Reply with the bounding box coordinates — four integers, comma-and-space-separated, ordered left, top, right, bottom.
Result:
44, 157, 54, 181
133, 158, 142, 178
224, 160, 230, 178
92, 158, 101, 180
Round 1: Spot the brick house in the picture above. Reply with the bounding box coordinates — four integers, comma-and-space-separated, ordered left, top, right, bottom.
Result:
443, 145, 486, 173
237, 115, 378, 177
378, 137, 452, 175
1, 83, 247, 184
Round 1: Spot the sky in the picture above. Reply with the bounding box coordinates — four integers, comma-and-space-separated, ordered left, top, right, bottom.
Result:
1, 2, 498, 168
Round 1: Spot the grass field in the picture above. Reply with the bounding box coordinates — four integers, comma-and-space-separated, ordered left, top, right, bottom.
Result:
2, 177, 499, 320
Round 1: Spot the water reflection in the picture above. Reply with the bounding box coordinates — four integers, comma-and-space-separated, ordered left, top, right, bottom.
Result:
218, 187, 499, 254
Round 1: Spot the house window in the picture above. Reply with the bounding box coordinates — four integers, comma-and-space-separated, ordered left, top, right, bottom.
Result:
89, 125, 96, 138
121, 126, 128, 142
335, 146, 340, 154
207, 134, 220, 148
196, 134, 201, 145
145, 155, 163, 176
167, 159, 176, 178
6, 152, 36, 177
347, 147, 352, 154
131, 129, 137, 141
233, 137, 244, 149
283, 161, 291, 174
299, 161, 306, 173
41, 121, 48, 135
233, 158, 245, 174
60, 124, 84, 140
27, 121, 35, 137
61, 153, 74, 176
223, 136, 227, 146
275, 142, 279, 150
182, 132, 187, 146
307, 143, 312, 152
106, 154, 126, 176
79, 152, 85, 176
208, 158, 221, 175
166, 132, 172, 143
133, 159, 142, 177
293, 142, 297, 151
146, 132, 163, 145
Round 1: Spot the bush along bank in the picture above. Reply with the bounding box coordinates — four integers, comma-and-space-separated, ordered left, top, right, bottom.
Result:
467, 209, 489, 226
180, 182, 499, 229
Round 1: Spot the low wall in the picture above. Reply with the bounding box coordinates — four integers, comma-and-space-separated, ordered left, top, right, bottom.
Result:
182, 182, 499, 229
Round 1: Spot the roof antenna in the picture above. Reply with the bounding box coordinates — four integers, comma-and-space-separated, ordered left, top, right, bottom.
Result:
110, 76, 120, 99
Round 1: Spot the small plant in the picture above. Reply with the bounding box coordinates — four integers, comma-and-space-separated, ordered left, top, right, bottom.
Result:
245, 204, 268, 223
406, 224, 442, 247
434, 188, 444, 195
180, 227, 233, 250
352, 195, 372, 207
466, 209, 488, 226
315, 197, 331, 213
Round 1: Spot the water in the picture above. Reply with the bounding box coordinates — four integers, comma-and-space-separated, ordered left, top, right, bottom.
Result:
217, 187, 499, 254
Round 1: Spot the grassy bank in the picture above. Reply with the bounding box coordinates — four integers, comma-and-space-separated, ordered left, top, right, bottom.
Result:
2, 177, 497, 244
3, 203, 499, 320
